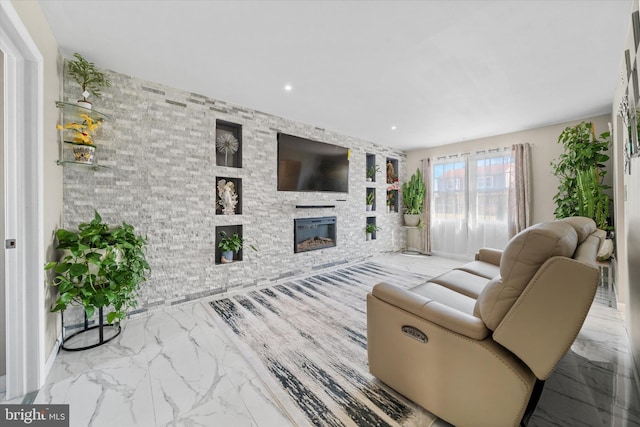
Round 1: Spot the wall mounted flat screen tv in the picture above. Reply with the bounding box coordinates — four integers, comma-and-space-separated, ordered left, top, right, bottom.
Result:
277, 133, 349, 193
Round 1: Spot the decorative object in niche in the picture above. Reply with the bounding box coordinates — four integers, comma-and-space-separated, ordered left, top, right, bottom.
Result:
386, 160, 395, 184
217, 179, 238, 215
216, 132, 239, 166
66, 52, 111, 110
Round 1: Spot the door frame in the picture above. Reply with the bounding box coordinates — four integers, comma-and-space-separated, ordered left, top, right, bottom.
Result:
0, 0, 45, 400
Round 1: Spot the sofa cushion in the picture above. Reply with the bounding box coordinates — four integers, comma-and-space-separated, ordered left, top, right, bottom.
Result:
410, 282, 476, 315
562, 217, 597, 244
475, 221, 578, 330
429, 269, 490, 299
456, 260, 500, 280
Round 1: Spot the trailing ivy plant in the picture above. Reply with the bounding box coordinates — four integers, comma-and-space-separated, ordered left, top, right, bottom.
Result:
550, 121, 611, 229
45, 211, 150, 324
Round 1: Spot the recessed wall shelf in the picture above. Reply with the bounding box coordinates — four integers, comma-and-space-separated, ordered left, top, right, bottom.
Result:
215, 224, 243, 265
215, 120, 242, 168
216, 177, 242, 215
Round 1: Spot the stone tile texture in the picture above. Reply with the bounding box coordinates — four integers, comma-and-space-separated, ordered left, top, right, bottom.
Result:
61, 69, 408, 316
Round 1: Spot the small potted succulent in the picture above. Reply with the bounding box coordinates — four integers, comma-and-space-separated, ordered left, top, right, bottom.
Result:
366, 165, 380, 182
67, 52, 111, 110
365, 223, 381, 240
218, 231, 257, 263
366, 190, 375, 211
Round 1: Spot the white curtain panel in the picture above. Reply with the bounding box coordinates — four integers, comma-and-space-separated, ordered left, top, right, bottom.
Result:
430, 149, 512, 258
421, 158, 432, 254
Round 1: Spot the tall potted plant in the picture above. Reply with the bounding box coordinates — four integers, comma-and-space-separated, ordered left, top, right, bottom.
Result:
402, 168, 426, 226
550, 121, 611, 229
45, 211, 150, 328
67, 52, 111, 109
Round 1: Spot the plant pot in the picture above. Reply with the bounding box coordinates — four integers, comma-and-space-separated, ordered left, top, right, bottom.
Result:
72, 145, 95, 164
366, 178, 372, 182
366, 204, 373, 211
366, 233, 372, 241
77, 99, 92, 110
404, 213, 421, 227
221, 250, 234, 263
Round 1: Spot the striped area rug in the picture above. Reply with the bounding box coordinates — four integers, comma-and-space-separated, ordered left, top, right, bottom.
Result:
209, 261, 438, 427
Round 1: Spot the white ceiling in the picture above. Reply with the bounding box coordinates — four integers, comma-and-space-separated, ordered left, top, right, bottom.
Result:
38, 0, 632, 151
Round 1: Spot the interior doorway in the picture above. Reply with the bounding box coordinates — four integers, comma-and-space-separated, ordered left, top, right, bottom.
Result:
1, 48, 6, 395
0, 1, 45, 400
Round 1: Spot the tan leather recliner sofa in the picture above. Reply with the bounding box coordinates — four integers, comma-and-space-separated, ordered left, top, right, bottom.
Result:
367, 217, 606, 427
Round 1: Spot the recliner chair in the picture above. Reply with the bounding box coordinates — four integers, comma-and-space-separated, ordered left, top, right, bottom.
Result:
367, 217, 605, 427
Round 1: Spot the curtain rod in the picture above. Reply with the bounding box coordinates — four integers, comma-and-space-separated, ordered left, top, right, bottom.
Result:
435, 146, 511, 160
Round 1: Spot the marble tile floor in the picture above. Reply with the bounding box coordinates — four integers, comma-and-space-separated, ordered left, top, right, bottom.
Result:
2, 253, 639, 426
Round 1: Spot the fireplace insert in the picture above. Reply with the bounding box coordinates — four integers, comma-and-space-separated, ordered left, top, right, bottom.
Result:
294, 217, 337, 253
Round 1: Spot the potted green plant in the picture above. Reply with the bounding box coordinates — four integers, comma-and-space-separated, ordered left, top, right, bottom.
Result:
366, 190, 375, 211
402, 168, 426, 226
366, 165, 380, 182
218, 231, 257, 263
365, 223, 381, 240
45, 211, 150, 326
550, 121, 611, 229
56, 113, 102, 164
67, 52, 111, 109
576, 167, 611, 230
386, 191, 395, 213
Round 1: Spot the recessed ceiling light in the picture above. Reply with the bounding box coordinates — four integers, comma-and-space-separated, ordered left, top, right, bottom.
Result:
284, 84, 293, 92
391, 126, 397, 130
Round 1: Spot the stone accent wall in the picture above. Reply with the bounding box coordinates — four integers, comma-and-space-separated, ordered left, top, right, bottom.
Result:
62, 69, 407, 314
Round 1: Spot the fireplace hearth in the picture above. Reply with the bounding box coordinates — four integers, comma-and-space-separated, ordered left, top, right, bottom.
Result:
294, 217, 337, 253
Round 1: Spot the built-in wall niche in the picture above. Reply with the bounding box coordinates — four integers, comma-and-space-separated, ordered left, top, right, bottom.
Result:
215, 120, 242, 168
366, 187, 376, 211
215, 224, 243, 265
385, 157, 399, 184
366, 216, 378, 240
386, 186, 399, 213
385, 157, 400, 213
215, 177, 242, 215
366, 153, 377, 182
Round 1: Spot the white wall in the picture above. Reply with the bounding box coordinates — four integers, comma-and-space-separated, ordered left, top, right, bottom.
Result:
612, 0, 640, 381
11, 0, 63, 363
406, 114, 612, 225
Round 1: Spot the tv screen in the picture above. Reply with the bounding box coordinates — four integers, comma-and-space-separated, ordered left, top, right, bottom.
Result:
277, 133, 349, 193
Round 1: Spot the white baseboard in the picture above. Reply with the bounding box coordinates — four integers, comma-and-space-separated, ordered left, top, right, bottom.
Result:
43, 333, 62, 383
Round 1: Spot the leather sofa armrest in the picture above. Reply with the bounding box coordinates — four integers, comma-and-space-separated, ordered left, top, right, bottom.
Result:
371, 283, 491, 340
475, 248, 502, 265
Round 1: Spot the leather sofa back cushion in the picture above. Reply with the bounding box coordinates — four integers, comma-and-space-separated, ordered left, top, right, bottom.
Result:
562, 216, 597, 243
475, 221, 578, 330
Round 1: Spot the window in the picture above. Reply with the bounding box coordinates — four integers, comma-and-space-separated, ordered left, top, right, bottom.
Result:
431, 151, 512, 257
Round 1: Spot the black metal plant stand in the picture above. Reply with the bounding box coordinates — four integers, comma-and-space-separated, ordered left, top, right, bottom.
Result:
61, 307, 121, 351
